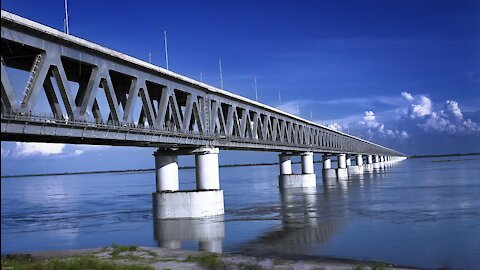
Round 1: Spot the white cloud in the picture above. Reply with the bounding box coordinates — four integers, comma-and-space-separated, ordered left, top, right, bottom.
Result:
401, 91, 414, 102
72, 150, 85, 156
415, 99, 479, 134
360, 111, 381, 128
404, 92, 432, 118
279, 92, 477, 144
15, 142, 65, 157
276, 100, 304, 115
1, 147, 10, 158
444, 100, 463, 120
8, 143, 109, 158
327, 122, 343, 131
357, 111, 408, 139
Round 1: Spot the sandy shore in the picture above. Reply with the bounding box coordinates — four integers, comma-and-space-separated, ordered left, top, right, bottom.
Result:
2, 246, 418, 270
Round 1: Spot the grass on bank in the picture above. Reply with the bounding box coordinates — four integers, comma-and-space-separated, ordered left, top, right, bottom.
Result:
1, 255, 153, 270
353, 263, 389, 270
111, 243, 139, 258
186, 253, 266, 270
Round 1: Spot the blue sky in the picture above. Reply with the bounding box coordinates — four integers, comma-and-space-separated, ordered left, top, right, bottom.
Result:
1, 0, 479, 175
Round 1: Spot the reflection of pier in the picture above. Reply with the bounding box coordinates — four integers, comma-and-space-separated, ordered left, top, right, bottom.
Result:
153, 214, 225, 253
239, 186, 343, 255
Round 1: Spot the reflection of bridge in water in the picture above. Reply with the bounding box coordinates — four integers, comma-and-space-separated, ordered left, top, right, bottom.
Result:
153, 213, 225, 253
236, 169, 395, 256
234, 185, 343, 255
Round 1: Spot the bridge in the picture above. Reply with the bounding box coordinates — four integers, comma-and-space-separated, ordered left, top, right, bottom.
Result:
1, 10, 406, 219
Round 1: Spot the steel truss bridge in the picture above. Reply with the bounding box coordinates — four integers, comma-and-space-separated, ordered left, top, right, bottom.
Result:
1, 10, 403, 156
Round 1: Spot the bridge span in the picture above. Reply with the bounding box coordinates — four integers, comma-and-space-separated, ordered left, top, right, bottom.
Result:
1, 10, 406, 219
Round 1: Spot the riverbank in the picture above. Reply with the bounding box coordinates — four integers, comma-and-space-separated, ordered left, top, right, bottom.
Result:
1, 245, 418, 270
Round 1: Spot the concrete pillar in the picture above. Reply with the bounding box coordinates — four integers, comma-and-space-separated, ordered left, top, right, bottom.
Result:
322, 154, 336, 178
195, 147, 220, 190
356, 154, 363, 166
154, 149, 179, 192
279, 153, 292, 175
279, 152, 316, 188
364, 154, 374, 172
347, 154, 364, 175
153, 147, 224, 219
337, 154, 348, 179
301, 152, 314, 174
346, 156, 352, 167
379, 155, 385, 168
356, 154, 364, 174
373, 155, 380, 170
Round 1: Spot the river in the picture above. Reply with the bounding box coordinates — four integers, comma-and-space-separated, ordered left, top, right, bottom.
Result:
1, 156, 479, 269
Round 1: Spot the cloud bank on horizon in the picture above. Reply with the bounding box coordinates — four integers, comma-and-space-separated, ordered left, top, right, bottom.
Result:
321, 91, 479, 153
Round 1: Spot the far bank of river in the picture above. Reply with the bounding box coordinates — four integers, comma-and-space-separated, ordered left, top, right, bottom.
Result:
2, 152, 479, 179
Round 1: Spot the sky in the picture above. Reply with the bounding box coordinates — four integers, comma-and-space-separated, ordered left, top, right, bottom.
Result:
1, 0, 479, 175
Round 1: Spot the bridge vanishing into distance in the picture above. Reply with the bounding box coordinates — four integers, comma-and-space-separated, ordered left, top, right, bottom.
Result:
1, 10, 406, 220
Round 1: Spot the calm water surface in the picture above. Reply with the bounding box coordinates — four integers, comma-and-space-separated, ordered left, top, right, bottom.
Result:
2, 156, 480, 269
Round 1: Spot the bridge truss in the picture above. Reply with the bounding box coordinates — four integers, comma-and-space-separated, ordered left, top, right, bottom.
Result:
1, 10, 402, 156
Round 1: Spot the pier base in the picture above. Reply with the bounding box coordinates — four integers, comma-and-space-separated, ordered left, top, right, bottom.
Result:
336, 168, 348, 179
348, 166, 361, 174
152, 147, 224, 219
336, 154, 348, 179
279, 174, 316, 188
322, 154, 337, 179
152, 190, 224, 219
278, 152, 316, 188
364, 164, 374, 172
322, 169, 337, 178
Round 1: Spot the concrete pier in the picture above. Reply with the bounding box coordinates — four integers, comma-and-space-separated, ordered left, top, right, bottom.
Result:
301, 152, 315, 174
373, 155, 381, 170
364, 154, 374, 173
336, 154, 348, 179
381, 155, 385, 168
278, 152, 316, 188
195, 147, 220, 190
154, 149, 179, 192
356, 154, 364, 174
322, 154, 336, 178
348, 154, 364, 175
152, 147, 224, 219
346, 155, 354, 174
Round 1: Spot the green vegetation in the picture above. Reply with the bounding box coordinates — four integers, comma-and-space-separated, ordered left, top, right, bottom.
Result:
352, 263, 389, 270
1, 255, 153, 270
237, 263, 266, 270
186, 253, 225, 270
111, 244, 138, 258
147, 251, 158, 257
371, 263, 389, 270
185, 254, 266, 270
